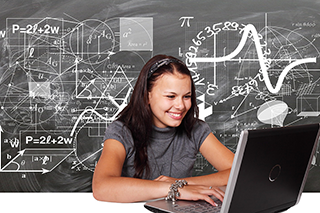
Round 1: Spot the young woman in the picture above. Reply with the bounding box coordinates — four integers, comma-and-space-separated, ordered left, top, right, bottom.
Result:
92, 55, 234, 206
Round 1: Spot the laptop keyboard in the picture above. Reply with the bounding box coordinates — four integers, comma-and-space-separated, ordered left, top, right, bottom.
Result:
172, 199, 222, 213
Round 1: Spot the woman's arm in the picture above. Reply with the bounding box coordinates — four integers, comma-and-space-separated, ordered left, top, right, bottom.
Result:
92, 138, 225, 205
188, 132, 234, 186
92, 138, 170, 202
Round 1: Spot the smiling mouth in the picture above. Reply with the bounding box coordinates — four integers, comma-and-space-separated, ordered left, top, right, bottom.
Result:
168, 112, 183, 119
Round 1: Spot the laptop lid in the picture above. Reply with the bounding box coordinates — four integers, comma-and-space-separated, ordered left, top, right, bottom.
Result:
222, 123, 320, 213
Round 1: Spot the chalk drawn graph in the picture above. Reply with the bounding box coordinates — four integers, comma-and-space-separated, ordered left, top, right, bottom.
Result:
189, 24, 317, 94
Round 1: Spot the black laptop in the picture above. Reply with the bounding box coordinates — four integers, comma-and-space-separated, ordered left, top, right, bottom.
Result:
144, 123, 320, 213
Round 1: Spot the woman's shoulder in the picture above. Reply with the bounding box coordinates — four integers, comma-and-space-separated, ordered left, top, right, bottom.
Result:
107, 120, 126, 130
189, 119, 212, 146
192, 119, 211, 133
104, 120, 132, 141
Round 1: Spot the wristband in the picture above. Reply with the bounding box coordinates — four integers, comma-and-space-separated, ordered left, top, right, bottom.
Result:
165, 180, 188, 202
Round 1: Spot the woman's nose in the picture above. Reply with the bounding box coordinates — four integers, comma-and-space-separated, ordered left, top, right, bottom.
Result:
174, 98, 185, 110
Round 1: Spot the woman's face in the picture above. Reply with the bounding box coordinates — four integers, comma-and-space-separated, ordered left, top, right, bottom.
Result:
148, 71, 192, 128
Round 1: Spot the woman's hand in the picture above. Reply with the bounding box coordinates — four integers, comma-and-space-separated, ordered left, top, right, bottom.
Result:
179, 185, 224, 206
154, 175, 224, 206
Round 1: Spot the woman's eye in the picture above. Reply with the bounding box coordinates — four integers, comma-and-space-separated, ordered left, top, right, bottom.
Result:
184, 95, 191, 99
167, 95, 175, 99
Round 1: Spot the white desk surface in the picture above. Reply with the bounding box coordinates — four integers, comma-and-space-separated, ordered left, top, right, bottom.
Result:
1, 192, 318, 212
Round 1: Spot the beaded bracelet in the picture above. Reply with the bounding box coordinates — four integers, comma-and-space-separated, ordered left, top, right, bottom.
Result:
165, 180, 188, 202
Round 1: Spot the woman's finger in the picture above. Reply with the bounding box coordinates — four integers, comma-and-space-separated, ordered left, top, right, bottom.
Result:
179, 185, 224, 206
209, 187, 225, 202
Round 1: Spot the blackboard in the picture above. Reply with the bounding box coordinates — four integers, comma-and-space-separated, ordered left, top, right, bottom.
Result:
0, 0, 319, 192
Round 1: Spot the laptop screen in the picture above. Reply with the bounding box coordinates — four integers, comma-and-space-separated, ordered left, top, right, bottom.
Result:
223, 123, 320, 213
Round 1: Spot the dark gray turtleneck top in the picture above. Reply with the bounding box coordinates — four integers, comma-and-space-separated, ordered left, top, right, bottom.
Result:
103, 119, 211, 179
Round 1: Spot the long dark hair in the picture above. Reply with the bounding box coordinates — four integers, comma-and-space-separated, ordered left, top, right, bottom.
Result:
117, 54, 199, 179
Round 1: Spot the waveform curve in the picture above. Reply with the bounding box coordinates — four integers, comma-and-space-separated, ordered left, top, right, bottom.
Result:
189, 24, 317, 94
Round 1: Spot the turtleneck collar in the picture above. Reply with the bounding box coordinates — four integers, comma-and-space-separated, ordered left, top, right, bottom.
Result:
151, 125, 177, 140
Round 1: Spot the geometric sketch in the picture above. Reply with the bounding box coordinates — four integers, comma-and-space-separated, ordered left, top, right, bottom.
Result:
0, 15, 152, 181
257, 100, 288, 127
297, 94, 320, 117
120, 17, 153, 51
